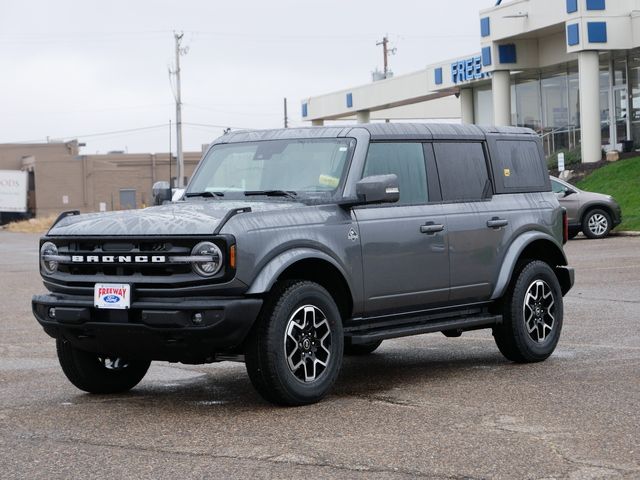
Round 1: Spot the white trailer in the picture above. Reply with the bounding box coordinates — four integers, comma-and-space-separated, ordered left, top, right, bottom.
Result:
0, 170, 28, 213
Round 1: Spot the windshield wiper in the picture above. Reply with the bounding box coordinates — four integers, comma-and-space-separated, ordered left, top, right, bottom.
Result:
185, 191, 225, 198
244, 190, 298, 199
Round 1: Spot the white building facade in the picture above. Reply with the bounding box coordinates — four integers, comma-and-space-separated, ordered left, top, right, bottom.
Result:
302, 0, 640, 164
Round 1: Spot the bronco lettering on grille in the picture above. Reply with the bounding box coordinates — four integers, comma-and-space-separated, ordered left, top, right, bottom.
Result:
71, 255, 166, 263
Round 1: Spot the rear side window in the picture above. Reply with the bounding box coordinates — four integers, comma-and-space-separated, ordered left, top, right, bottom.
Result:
363, 143, 428, 205
493, 140, 548, 193
551, 179, 565, 193
433, 142, 491, 202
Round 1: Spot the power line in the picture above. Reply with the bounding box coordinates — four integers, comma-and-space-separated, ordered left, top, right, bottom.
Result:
9, 124, 169, 144
183, 122, 252, 130
183, 103, 281, 117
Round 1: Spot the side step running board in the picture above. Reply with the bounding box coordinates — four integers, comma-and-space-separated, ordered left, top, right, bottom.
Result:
347, 314, 502, 344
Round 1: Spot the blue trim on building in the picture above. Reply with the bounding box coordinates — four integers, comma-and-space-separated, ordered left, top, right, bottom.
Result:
566, 0, 578, 13
587, 22, 607, 43
586, 0, 605, 10
346, 93, 353, 108
302, 103, 308, 118
482, 46, 492, 66
498, 44, 517, 64
481, 17, 491, 37
567, 23, 580, 46
434, 68, 443, 85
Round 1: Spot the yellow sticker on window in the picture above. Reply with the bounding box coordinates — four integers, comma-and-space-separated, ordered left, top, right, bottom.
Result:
504, 168, 511, 177
318, 174, 339, 188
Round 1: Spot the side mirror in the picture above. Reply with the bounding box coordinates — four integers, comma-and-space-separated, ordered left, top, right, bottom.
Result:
152, 181, 172, 205
355, 174, 400, 205
563, 187, 576, 197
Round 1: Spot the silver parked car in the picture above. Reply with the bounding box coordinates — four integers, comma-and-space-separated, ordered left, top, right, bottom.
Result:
551, 176, 622, 239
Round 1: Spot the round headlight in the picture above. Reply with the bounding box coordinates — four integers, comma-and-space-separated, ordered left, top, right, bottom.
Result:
191, 242, 223, 277
40, 241, 59, 274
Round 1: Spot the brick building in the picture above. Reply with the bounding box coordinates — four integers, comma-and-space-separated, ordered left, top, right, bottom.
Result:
0, 141, 204, 218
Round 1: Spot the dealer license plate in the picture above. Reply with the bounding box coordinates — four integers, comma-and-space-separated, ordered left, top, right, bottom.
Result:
94, 283, 131, 310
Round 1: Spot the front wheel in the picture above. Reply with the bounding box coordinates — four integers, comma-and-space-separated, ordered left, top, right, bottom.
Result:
56, 339, 150, 393
493, 260, 563, 363
582, 209, 612, 239
245, 280, 344, 406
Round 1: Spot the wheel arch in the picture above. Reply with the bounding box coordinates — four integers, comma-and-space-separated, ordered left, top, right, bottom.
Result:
246, 249, 355, 320
492, 232, 572, 299
579, 202, 614, 226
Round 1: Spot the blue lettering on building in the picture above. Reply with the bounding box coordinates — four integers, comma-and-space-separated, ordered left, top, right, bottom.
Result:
450, 55, 488, 84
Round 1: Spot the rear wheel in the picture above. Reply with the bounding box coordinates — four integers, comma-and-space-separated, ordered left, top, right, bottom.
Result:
245, 280, 344, 406
582, 208, 612, 239
56, 339, 150, 393
493, 260, 563, 363
344, 338, 383, 356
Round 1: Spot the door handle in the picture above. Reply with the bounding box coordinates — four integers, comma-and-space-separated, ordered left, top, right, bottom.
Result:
420, 223, 445, 234
487, 218, 509, 229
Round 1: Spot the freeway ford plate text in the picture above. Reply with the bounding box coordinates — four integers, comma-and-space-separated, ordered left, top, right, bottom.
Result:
94, 283, 131, 310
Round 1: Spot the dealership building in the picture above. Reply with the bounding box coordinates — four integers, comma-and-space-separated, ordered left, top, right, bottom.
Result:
302, 0, 640, 164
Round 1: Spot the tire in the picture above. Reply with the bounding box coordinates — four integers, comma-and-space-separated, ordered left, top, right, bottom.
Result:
245, 280, 344, 406
56, 339, 151, 394
344, 338, 383, 356
493, 260, 563, 363
582, 208, 612, 239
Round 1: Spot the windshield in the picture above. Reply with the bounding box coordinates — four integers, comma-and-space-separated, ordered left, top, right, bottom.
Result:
186, 138, 355, 200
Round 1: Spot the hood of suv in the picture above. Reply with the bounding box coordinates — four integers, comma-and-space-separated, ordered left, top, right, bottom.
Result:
47, 200, 302, 236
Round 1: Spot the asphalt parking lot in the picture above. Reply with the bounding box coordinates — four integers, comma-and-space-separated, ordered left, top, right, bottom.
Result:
0, 231, 638, 479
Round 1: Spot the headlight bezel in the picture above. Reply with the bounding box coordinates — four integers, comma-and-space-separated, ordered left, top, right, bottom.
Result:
190, 241, 224, 277
40, 241, 60, 275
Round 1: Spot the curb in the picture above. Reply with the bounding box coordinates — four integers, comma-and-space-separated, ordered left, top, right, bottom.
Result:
613, 231, 640, 237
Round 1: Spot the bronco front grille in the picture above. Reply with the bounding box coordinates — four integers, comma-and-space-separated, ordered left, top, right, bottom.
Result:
51, 238, 206, 277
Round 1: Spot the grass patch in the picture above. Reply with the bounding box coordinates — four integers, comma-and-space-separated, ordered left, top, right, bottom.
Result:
576, 157, 640, 231
4, 215, 57, 234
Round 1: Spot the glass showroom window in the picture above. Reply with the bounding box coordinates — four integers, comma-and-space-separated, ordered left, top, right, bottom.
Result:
568, 64, 581, 151
629, 50, 640, 147
514, 77, 541, 132
474, 87, 493, 126
600, 55, 611, 147
541, 72, 570, 153
612, 56, 630, 146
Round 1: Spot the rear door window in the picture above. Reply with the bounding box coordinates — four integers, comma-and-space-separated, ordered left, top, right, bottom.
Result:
433, 142, 491, 202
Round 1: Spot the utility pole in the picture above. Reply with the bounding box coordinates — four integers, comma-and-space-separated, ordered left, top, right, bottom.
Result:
172, 32, 188, 188
377, 36, 389, 77
283, 98, 289, 128
376, 35, 397, 79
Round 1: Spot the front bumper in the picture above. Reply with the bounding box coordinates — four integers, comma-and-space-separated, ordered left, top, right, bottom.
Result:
32, 293, 263, 362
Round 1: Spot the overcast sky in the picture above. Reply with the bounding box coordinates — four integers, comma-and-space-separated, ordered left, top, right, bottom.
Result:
0, 0, 497, 154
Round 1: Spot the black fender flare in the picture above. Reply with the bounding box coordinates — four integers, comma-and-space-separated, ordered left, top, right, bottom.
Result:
246, 248, 354, 300
491, 231, 570, 300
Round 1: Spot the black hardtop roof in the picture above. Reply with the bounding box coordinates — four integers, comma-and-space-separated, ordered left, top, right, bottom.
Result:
217, 123, 537, 144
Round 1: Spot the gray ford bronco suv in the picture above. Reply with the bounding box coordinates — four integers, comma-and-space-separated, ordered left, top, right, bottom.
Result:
33, 124, 574, 405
